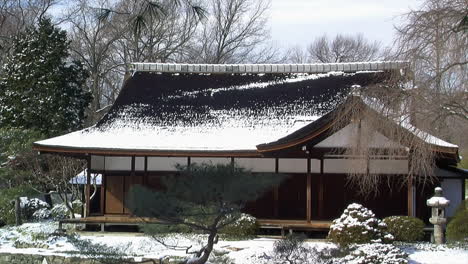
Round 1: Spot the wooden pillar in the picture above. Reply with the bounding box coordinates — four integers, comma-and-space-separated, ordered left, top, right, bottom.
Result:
143, 156, 148, 185
461, 179, 466, 203
407, 153, 415, 217
274, 158, 279, 218
306, 158, 311, 222
318, 158, 324, 219
407, 174, 414, 216
100, 173, 105, 215
85, 156, 91, 217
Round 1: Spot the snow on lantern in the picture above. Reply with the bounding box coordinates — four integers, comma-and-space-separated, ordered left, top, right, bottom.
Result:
426, 187, 450, 244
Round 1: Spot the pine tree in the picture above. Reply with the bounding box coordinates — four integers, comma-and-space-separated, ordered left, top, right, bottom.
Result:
128, 163, 285, 264
0, 18, 91, 136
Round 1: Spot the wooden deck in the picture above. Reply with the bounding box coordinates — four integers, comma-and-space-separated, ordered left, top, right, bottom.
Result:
257, 219, 332, 231
60, 215, 332, 232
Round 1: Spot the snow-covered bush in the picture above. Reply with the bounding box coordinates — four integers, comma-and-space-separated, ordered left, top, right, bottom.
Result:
446, 200, 468, 242
273, 234, 332, 264
72, 200, 83, 215
21, 198, 50, 220
383, 216, 425, 242
221, 213, 258, 238
327, 203, 393, 247
50, 203, 69, 220
32, 208, 51, 221
340, 243, 408, 264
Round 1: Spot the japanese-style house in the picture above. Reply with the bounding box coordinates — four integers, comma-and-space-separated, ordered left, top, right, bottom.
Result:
33, 62, 466, 231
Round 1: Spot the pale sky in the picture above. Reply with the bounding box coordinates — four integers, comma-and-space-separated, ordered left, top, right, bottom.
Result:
268, 0, 422, 49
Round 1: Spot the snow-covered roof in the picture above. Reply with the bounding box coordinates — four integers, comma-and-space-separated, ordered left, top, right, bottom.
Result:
36, 64, 392, 153
33, 61, 457, 157
70, 170, 102, 185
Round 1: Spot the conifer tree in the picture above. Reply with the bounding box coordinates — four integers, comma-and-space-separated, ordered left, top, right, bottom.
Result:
128, 163, 284, 264
0, 18, 91, 136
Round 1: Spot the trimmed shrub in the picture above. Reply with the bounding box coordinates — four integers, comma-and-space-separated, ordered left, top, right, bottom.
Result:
21, 197, 50, 220
446, 200, 468, 242
327, 203, 393, 247
342, 243, 408, 264
383, 216, 425, 242
273, 233, 334, 264
141, 223, 194, 234
220, 213, 258, 239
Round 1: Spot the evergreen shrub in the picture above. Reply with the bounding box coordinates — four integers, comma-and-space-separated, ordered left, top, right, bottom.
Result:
0, 185, 38, 226
221, 213, 258, 239
446, 200, 468, 242
327, 203, 393, 247
383, 216, 425, 242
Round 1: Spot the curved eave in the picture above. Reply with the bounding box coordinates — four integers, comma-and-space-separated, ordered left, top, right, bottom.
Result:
32, 143, 261, 157
256, 112, 459, 163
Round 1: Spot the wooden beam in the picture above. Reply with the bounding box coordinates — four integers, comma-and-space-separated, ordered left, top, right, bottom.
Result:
306, 158, 311, 222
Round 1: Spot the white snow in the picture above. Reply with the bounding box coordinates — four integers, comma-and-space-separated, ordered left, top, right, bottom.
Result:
70, 170, 102, 185
35, 114, 320, 152
426, 196, 450, 207
1, 222, 467, 263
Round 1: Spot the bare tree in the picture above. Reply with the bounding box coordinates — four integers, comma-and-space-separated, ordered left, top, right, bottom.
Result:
67, 0, 125, 123
28, 155, 86, 218
285, 45, 308, 63
329, 83, 437, 196
392, 0, 468, 156
324, 0, 467, 195
186, 0, 276, 64
306, 33, 382, 63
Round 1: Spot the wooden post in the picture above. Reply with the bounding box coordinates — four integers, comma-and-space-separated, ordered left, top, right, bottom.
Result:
318, 158, 324, 219
274, 158, 279, 218
407, 174, 414, 216
306, 158, 311, 222
15, 197, 22, 226
85, 156, 91, 217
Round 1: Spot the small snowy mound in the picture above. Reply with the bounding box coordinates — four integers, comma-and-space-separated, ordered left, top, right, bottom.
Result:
342, 243, 408, 264
50, 204, 69, 220
327, 203, 393, 246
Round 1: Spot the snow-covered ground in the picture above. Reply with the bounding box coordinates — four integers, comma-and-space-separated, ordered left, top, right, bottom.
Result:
0, 222, 467, 264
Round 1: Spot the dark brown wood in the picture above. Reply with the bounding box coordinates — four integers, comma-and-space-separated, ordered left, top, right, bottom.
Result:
274, 187, 279, 218
86, 156, 91, 217
33, 145, 261, 158
105, 175, 125, 214
274, 158, 279, 218
257, 219, 331, 231
100, 174, 105, 215
407, 174, 414, 216
318, 158, 325, 219
306, 158, 311, 222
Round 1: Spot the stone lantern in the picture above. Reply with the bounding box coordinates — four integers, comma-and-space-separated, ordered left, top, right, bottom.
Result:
426, 187, 450, 244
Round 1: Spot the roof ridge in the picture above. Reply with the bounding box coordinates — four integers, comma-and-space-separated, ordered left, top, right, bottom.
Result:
130, 61, 409, 74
